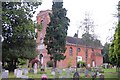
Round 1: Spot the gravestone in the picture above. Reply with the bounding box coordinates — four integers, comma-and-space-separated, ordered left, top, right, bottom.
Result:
14, 69, 17, 76
51, 71, 55, 76
2, 70, 9, 78
23, 68, 28, 75
69, 68, 75, 73
63, 69, 66, 71
73, 72, 79, 80
84, 69, 89, 77
99, 74, 104, 80
41, 65, 44, 72
57, 69, 62, 74
79, 68, 83, 73
66, 69, 71, 78
2, 69, 5, 72
34, 63, 37, 74
97, 72, 100, 76
16, 69, 22, 78
104, 63, 108, 69
0, 66, 2, 71
54, 69, 60, 78
29, 69, 34, 73
91, 72, 96, 80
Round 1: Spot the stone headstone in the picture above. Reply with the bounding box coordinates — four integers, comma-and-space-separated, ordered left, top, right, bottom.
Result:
34, 63, 37, 74
63, 69, 66, 71
2, 69, 5, 72
84, 69, 89, 77
23, 69, 28, 75
97, 72, 100, 76
99, 74, 104, 80
73, 72, 79, 79
66, 69, 71, 78
0, 66, 2, 71
51, 71, 55, 76
114, 66, 116, 68
14, 69, 17, 76
54, 69, 60, 78
41, 66, 45, 72
2, 70, 9, 78
29, 69, 34, 73
57, 69, 62, 74
16, 69, 22, 78
91, 72, 96, 79
69, 68, 75, 73
104, 64, 108, 69
79, 68, 83, 73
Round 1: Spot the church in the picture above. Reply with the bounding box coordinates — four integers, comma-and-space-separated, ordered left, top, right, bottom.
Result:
34, 10, 103, 68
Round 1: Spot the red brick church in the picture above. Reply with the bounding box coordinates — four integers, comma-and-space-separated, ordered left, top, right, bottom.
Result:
34, 10, 103, 68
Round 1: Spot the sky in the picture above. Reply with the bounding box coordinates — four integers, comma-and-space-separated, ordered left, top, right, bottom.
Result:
32, 0, 119, 45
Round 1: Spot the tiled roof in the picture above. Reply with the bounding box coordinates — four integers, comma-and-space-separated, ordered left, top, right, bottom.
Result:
66, 36, 85, 45
66, 36, 103, 49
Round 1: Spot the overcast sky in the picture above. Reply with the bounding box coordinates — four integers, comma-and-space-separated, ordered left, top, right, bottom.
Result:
32, 0, 119, 45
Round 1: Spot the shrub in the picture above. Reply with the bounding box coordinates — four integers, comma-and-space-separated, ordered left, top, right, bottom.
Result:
67, 57, 73, 68
18, 58, 26, 65
77, 61, 86, 68
47, 61, 53, 67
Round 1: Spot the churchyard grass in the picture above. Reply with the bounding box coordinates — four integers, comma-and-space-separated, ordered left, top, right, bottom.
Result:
103, 68, 118, 78
8, 68, 119, 78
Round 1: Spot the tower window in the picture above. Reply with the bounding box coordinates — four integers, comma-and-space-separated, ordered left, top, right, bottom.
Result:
92, 48, 94, 52
69, 47, 73, 56
77, 48, 81, 52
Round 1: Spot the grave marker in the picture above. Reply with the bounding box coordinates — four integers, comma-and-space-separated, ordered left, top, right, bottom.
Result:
2, 70, 9, 78
34, 63, 37, 74
16, 69, 22, 78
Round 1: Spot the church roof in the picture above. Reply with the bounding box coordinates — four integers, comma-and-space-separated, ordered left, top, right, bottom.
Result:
66, 36, 103, 49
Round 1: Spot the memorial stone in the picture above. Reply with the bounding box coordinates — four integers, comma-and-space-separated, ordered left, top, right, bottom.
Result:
2, 70, 9, 78
57, 69, 62, 74
16, 69, 22, 78
34, 63, 37, 74
99, 74, 104, 80
79, 68, 83, 73
66, 69, 71, 78
84, 69, 89, 77
23, 68, 28, 75
73, 72, 79, 80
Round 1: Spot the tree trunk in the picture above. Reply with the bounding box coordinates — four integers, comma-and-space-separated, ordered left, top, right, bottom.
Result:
2, 60, 4, 68
54, 60, 57, 68
26, 59, 29, 68
14, 58, 17, 69
9, 59, 14, 71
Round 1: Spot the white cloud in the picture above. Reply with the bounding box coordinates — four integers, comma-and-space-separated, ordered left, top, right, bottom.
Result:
33, 0, 119, 45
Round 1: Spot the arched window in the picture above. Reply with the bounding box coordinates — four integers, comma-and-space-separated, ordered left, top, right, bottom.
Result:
77, 48, 81, 52
69, 47, 73, 56
92, 48, 94, 52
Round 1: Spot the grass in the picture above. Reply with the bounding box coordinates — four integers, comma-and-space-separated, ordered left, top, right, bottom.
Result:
8, 68, 119, 78
103, 68, 119, 78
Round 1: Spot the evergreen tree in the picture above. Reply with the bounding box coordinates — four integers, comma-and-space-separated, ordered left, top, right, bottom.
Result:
109, 22, 120, 69
2, 2, 41, 71
102, 43, 110, 63
109, 1, 120, 72
44, 1, 70, 68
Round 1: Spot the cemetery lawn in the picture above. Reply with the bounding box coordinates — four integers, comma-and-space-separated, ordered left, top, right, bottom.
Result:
103, 68, 119, 78
8, 68, 119, 78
